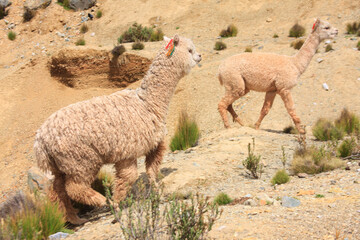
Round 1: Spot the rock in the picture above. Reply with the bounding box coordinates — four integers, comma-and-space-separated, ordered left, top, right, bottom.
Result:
330, 180, 336, 185
88, 13, 93, 20
350, 37, 357, 41
325, 40, 331, 44
357, 78, 360, 81
297, 173, 308, 178
345, 166, 350, 171
4, 19, 9, 24
257, 193, 273, 204
90, 32, 95, 37
244, 199, 257, 206
281, 196, 300, 208
7, 23, 15, 29
244, 194, 252, 198
322, 83, 329, 91
317, 58, 324, 63
24, 0, 51, 10
297, 189, 315, 196
266, 18, 272, 22
81, 16, 89, 22
0, 0, 11, 8
27, 166, 52, 194
69, 0, 96, 11
49, 232, 69, 240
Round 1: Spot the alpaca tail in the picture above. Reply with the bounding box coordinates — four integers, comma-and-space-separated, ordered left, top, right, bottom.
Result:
33, 137, 53, 174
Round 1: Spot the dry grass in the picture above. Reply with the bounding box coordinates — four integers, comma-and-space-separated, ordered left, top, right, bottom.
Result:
291, 39, 304, 50
214, 41, 227, 51
312, 118, 344, 141
219, 24, 238, 38
170, 111, 199, 151
289, 23, 305, 38
335, 108, 360, 135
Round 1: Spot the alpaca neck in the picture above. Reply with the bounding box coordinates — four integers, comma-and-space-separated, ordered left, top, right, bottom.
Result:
137, 55, 185, 120
293, 32, 321, 74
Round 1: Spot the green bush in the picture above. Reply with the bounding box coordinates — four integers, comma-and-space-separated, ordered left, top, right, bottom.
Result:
325, 44, 333, 52
118, 23, 156, 43
150, 29, 164, 42
346, 22, 360, 34
271, 169, 290, 186
335, 108, 360, 135
315, 194, 325, 198
96, 10, 102, 18
337, 138, 357, 158
213, 193, 233, 206
214, 41, 227, 51
273, 33, 279, 38
80, 24, 88, 34
1, 197, 67, 240
56, 0, 71, 10
244, 46, 252, 52
291, 145, 345, 174
106, 181, 221, 240
289, 23, 305, 38
132, 42, 144, 50
312, 118, 344, 141
8, 31, 16, 41
170, 112, 199, 151
291, 39, 304, 50
243, 138, 263, 179
75, 38, 85, 46
219, 24, 238, 38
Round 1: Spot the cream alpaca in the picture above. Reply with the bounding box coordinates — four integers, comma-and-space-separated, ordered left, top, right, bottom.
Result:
218, 19, 338, 134
34, 35, 201, 224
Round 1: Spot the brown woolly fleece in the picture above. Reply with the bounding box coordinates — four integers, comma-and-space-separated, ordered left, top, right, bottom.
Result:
33, 35, 201, 224
218, 19, 338, 134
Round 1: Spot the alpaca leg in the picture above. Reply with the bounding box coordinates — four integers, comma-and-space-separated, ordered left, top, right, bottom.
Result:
255, 91, 277, 130
227, 104, 244, 126
113, 159, 138, 203
145, 141, 166, 184
65, 176, 107, 207
49, 174, 86, 225
279, 90, 305, 134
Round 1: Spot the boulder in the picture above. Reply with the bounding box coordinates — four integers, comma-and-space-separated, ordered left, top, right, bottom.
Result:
0, 0, 11, 8
24, 0, 51, 10
69, 0, 96, 10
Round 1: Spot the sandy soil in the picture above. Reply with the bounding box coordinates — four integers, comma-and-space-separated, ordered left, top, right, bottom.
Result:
0, 0, 360, 238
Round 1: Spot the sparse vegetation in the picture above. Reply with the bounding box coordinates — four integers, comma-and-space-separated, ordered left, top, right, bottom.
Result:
271, 169, 290, 186
289, 23, 305, 38
214, 41, 227, 51
325, 44, 333, 52
132, 42, 144, 50
315, 194, 325, 198
80, 24, 89, 34
118, 23, 163, 43
346, 21, 360, 35
96, 10, 102, 18
291, 39, 304, 50
243, 138, 263, 179
91, 168, 114, 196
281, 146, 287, 168
291, 145, 345, 174
75, 38, 86, 46
337, 138, 357, 158
150, 29, 164, 42
244, 46, 252, 52
7, 31, 16, 41
219, 24, 238, 38
170, 112, 199, 151
213, 192, 233, 206
23, 7, 35, 22
0, 196, 68, 240
106, 181, 222, 240
273, 33, 279, 38
57, 0, 71, 10
312, 118, 344, 141
335, 108, 360, 135
283, 125, 297, 134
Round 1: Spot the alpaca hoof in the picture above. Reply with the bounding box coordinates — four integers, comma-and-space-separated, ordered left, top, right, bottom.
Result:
254, 124, 260, 130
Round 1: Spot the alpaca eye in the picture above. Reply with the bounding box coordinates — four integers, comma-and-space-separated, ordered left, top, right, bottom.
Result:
188, 49, 193, 54
324, 26, 330, 30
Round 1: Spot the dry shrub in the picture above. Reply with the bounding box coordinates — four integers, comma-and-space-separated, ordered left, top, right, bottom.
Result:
335, 108, 360, 135
80, 24, 88, 34
170, 112, 199, 151
23, 7, 35, 22
312, 118, 344, 141
337, 138, 357, 158
291, 39, 304, 50
273, 33, 279, 38
271, 169, 290, 186
219, 24, 238, 38
132, 42, 144, 50
325, 44, 333, 52
244, 46, 252, 52
150, 29, 164, 42
242, 138, 263, 179
214, 41, 227, 51
346, 21, 360, 35
357, 41, 360, 50
213, 193, 233, 206
118, 23, 163, 43
75, 38, 85, 46
0, 7, 9, 19
291, 145, 344, 174
289, 23, 305, 38
283, 125, 298, 134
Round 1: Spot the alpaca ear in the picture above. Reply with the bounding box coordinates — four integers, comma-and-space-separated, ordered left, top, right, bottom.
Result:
173, 35, 180, 46
312, 18, 321, 33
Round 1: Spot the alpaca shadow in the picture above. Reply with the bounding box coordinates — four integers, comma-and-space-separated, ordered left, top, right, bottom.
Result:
263, 128, 285, 134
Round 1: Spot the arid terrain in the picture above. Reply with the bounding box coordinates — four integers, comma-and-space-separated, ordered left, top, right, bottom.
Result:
0, 0, 360, 238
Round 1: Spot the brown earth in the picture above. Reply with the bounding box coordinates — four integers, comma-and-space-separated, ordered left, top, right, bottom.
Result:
0, 0, 360, 238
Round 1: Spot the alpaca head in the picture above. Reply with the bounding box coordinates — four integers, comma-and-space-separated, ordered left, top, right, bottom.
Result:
163, 35, 202, 74
312, 18, 338, 41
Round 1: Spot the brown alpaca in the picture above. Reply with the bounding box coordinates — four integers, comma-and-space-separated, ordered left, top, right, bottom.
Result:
33, 35, 201, 224
218, 19, 338, 134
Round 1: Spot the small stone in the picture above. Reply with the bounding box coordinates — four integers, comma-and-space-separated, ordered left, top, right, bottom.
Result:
350, 37, 357, 41
192, 162, 200, 167
217, 225, 226, 231
259, 199, 267, 206
317, 58, 324, 63
197, 63, 202, 67
244, 199, 257, 206
266, 18, 272, 22
258, 46, 264, 50
281, 196, 300, 208
357, 78, 360, 81
330, 180, 336, 185
244, 194, 252, 198
49, 232, 69, 240
297, 173, 308, 178
356, 169, 360, 172
345, 166, 351, 171
325, 40, 331, 44
65, 38, 70, 42
90, 32, 95, 37
322, 83, 329, 91
185, 148, 193, 153
328, 203, 336, 208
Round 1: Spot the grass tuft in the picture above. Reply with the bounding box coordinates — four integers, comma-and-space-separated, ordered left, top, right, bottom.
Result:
315, 194, 325, 198
96, 10, 102, 18
213, 193, 233, 206
325, 44, 333, 52
8, 31, 16, 41
118, 23, 163, 43
80, 24, 88, 34
244, 46, 252, 52
132, 42, 144, 50
273, 33, 279, 38
337, 138, 357, 158
291, 39, 304, 50
289, 23, 305, 38
170, 112, 199, 151
242, 138, 263, 179
23, 7, 35, 22
271, 169, 290, 186
75, 38, 85, 46
312, 118, 344, 141
346, 21, 360, 34
335, 108, 360, 135
150, 29, 164, 42
214, 41, 227, 51
219, 24, 238, 38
